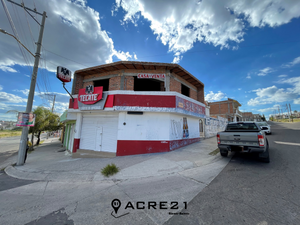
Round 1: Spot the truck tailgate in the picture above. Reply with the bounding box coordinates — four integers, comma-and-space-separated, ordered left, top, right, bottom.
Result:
220, 132, 259, 146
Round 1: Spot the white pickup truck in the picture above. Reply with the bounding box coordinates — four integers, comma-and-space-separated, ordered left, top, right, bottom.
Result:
217, 122, 270, 163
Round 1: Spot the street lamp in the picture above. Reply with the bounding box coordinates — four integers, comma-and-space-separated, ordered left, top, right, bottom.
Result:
0, 28, 35, 57
0, 11, 47, 166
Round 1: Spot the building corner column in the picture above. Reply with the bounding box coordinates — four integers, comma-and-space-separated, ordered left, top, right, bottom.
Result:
73, 113, 82, 153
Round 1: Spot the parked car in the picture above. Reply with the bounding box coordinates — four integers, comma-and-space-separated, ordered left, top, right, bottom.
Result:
217, 122, 270, 163
257, 122, 271, 134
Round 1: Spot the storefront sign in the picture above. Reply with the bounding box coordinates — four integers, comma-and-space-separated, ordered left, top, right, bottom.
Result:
16, 112, 35, 127
57, 66, 72, 83
78, 92, 108, 110
78, 85, 103, 105
137, 74, 165, 79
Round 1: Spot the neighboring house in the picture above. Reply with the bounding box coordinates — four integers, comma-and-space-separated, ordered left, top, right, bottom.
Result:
253, 114, 262, 122
67, 61, 206, 156
208, 98, 242, 122
241, 112, 254, 121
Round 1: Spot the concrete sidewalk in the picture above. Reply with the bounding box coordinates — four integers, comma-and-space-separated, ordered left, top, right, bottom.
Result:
1, 137, 232, 225
4, 137, 229, 183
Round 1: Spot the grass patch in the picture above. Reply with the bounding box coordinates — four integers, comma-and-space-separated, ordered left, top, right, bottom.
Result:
274, 118, 300, 123
209, 148, 220, 156
0, 130, 22, 138
101, 163, 119, 177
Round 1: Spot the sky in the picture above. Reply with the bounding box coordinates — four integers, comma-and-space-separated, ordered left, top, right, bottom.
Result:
0, 0, 300, 121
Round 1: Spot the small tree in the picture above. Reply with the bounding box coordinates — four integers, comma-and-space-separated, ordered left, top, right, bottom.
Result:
262, 114, 266, 121
29, 107, 63, 145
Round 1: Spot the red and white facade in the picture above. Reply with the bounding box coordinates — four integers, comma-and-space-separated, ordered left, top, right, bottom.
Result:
67, 61, 206, 156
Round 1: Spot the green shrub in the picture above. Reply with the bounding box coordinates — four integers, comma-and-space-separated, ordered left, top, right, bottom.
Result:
101, 163, 119, 177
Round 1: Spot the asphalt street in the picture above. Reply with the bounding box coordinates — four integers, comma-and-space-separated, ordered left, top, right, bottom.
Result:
165, 121, 300, 225
0, 133, 47, 165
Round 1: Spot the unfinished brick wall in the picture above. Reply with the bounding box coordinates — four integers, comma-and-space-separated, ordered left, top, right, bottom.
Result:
197, 87, 205, 104
83, 81, 93, 90
209, 102, 233, 115
170, 76, 181, 93
190, 89, 197, 101
74, 75, 84, 95
109, 76, 121, 91
125, 76, 134, 90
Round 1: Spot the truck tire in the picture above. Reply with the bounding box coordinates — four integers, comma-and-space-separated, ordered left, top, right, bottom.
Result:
258, 140, 270, 163
220, 151, 228, 157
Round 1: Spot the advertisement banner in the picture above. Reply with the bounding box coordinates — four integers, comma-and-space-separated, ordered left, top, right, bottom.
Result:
16, 112, 35, 127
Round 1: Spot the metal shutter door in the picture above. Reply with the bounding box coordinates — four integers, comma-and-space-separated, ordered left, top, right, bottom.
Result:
80, 115, 118, 152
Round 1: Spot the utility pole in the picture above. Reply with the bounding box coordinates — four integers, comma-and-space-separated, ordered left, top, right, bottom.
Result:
51, 95, 56, 112
278, 107, 281, 121
289, 104, 293, 122
10, 3, 47, 165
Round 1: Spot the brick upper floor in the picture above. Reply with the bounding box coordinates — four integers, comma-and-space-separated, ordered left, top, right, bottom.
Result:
71, 61, 205, 104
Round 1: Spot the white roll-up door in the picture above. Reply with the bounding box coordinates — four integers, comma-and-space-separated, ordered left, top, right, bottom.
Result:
80, 114, 118, 153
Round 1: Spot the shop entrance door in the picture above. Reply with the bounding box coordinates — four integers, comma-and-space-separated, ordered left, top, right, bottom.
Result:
199, 119, 204, 137
96, 127, 103, 151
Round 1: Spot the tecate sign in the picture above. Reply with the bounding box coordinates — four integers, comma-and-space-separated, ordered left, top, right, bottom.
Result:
78, 85, 103, 105
137, 73, 165, 78
57, 66, 72, 83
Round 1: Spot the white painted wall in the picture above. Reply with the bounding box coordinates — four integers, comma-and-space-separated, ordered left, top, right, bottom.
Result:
117, 112, 170, 140
169, 114, 200, 140
205, 116, 228, 138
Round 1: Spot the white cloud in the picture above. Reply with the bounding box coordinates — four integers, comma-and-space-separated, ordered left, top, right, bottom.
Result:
0, 65, 17, 73
257, 67, 274, 76
246, 73, 251, 79
0, 0, 135, 74
247, 76, 300, 106
114, 0, 300, 63
205, 91, 227, 102
14, 89, 30, 95
294, 98, 300, 104
238, 88, 241, 90
282, 56, 300, 68
278, 75, 287, 78
257, 105, 280, 113
113, 50, 133, 61
0, 91, 27, 103
134, 53, 138, 60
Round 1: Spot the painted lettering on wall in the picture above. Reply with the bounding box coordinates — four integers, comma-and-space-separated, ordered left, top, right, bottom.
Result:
137, 74, 165, 79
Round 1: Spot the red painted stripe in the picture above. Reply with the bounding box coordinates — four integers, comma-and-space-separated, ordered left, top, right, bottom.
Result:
105, 95, 114, 108
114, 95, 176, 108
73, 138, 80, 153
116, 138, 200, 156
69, 98, 78, 109
117, 140, 170, 156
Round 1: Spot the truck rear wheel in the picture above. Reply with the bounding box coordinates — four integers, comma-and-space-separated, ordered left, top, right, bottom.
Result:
258, 140, 270, 163
220, 151, 228, 157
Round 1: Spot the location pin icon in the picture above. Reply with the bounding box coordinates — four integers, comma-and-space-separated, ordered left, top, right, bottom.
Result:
111, 199, 121, 214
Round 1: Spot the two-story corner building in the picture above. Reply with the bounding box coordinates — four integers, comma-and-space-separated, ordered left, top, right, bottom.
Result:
208, 98, 242, 122
65, 61, 206, 157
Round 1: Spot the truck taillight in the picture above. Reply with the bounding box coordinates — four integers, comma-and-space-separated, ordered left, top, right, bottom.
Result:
217, 134, 220, 144
258, 134, 264, 146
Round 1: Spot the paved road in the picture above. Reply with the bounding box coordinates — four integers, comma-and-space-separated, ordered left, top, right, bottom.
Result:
165, 121, 300, 225
0, 133, 48, 165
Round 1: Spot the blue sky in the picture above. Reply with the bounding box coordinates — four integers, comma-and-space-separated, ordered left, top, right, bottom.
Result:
1, 0, 300, 121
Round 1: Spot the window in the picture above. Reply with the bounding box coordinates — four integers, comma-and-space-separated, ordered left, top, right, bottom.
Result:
134, 76, 163, 91
94, 79, 109, 91
181, 84, 190, 97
